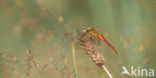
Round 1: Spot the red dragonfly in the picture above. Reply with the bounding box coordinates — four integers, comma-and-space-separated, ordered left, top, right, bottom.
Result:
82, 27, 118, 56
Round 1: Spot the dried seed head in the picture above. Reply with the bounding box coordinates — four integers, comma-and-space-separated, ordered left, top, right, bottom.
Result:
78, 31, 104, 67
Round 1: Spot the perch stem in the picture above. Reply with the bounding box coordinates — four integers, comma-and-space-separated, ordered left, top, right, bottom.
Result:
102, 65, 113, 78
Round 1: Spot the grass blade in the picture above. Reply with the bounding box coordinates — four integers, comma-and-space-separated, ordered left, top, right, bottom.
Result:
72, 37, 78, 78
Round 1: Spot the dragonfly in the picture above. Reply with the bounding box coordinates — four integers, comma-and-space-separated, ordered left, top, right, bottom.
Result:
82, 27, 118, 56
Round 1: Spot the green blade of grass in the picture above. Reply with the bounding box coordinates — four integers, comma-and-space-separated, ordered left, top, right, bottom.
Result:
72, 37, 78, 78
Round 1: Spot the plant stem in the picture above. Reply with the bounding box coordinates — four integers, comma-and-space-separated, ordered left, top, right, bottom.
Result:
72, 37, 78, 78
102, 65, 113, 78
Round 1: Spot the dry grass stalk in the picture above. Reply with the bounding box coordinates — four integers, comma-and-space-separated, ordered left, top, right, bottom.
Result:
0, 48, 73, 78
78, 29, 113, 78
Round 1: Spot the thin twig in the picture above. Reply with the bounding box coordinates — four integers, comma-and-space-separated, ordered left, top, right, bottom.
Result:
102, 65, 113, 78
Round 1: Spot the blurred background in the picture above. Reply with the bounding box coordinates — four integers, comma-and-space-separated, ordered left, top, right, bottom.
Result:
0, 0, 156, 78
